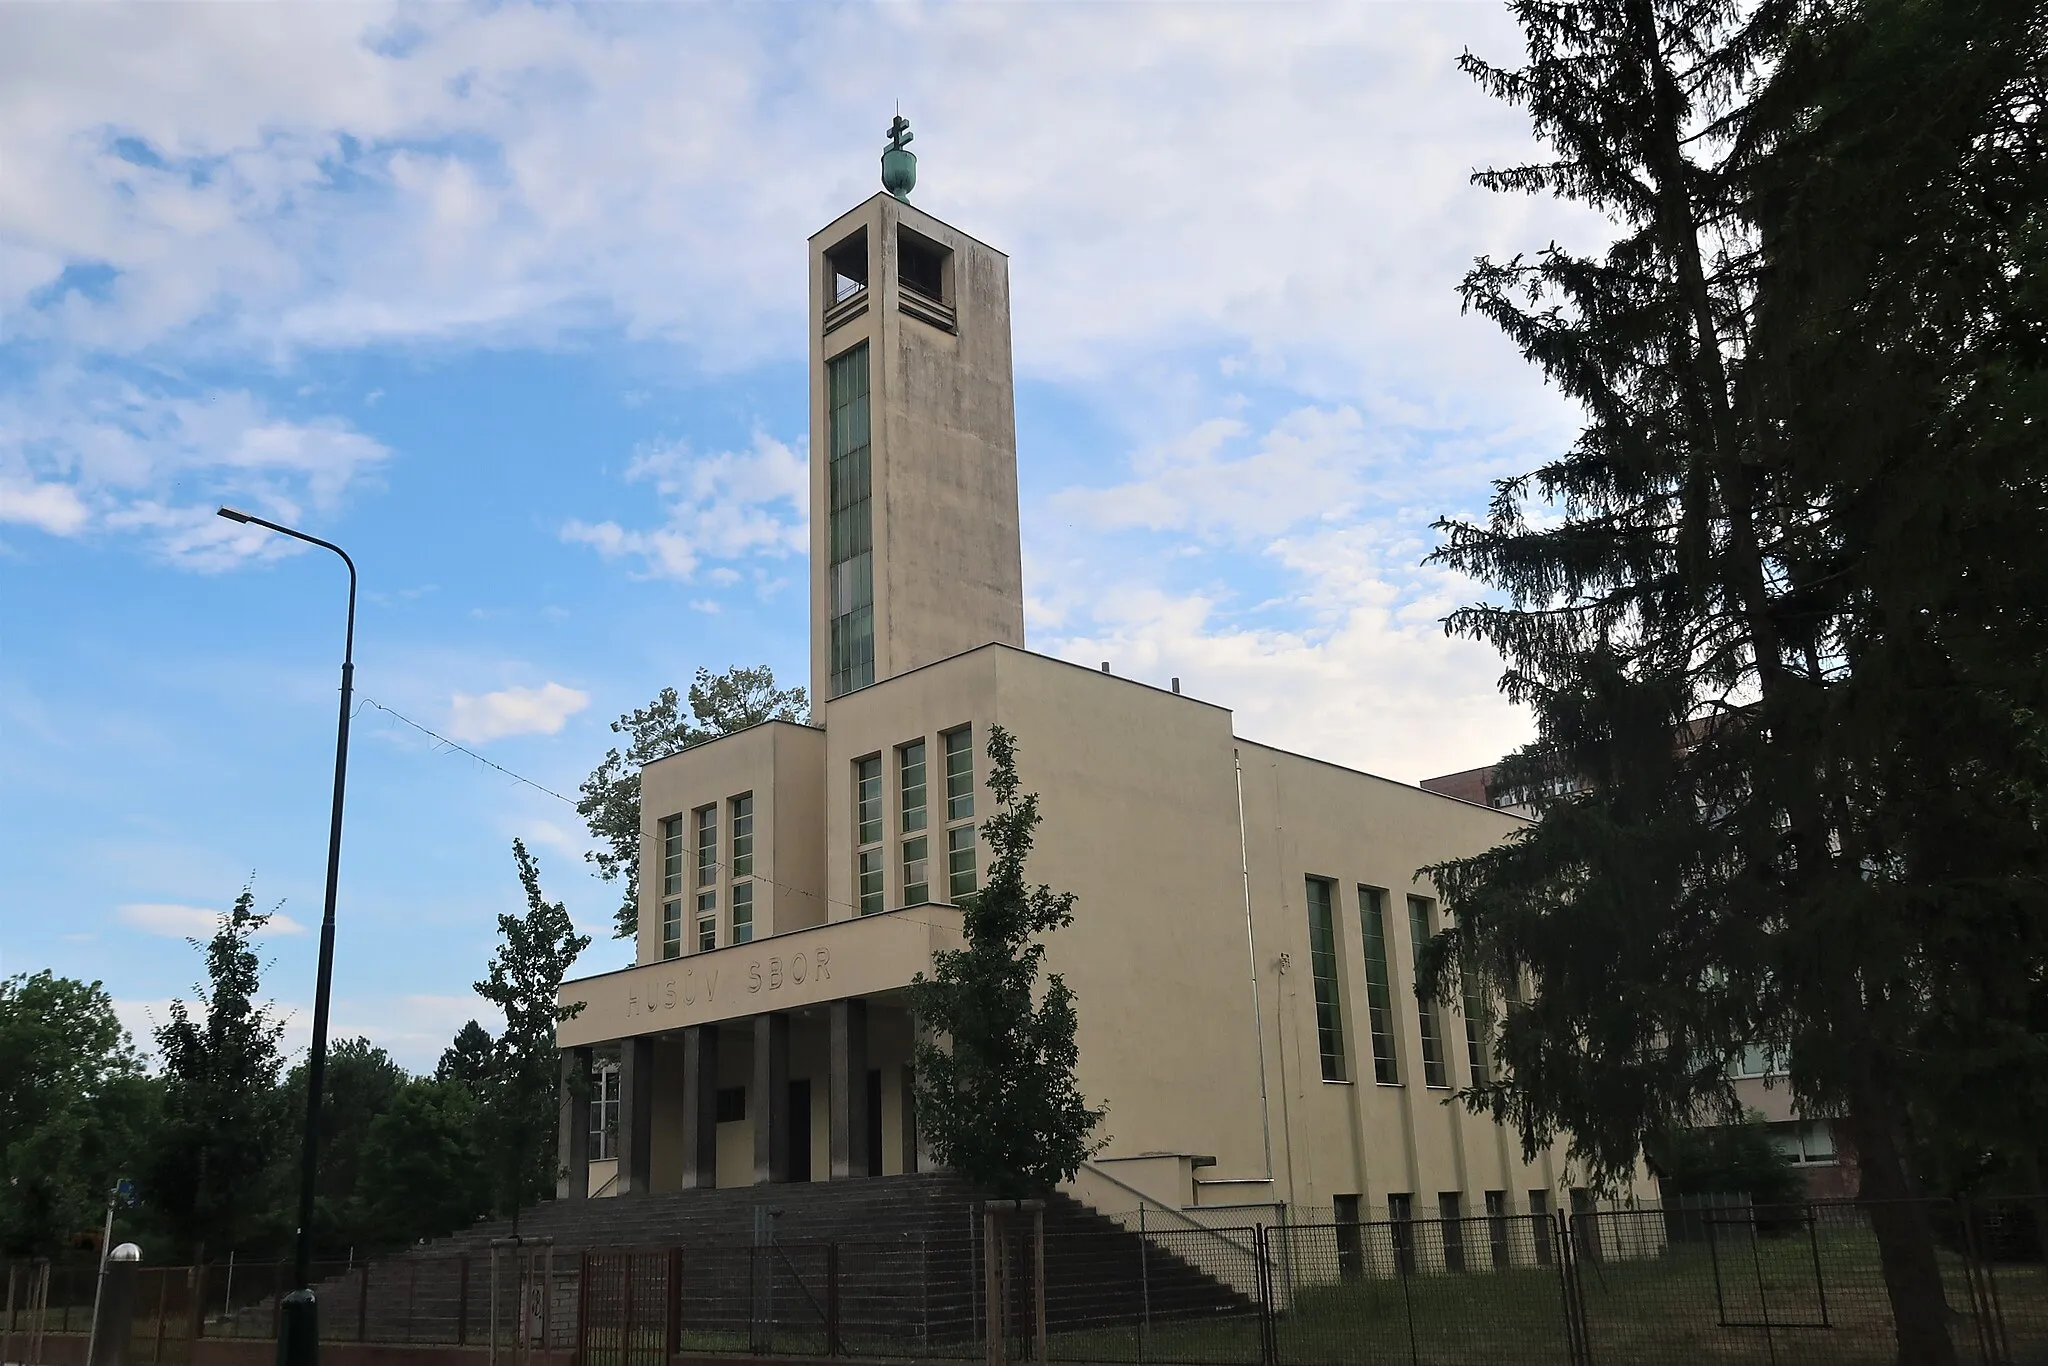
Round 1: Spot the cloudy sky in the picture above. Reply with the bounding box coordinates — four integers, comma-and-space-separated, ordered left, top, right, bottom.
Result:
1, 2, 1598, 1072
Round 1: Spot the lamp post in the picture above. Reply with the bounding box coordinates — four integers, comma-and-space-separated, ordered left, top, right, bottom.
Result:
216, 506, 355, 1366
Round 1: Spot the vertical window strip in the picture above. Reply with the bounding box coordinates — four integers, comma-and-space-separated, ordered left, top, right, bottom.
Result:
589, 1062, 619, 1161
858, 849, 885, 915
732, 880, 754, 944
947, 824, 977, 902
661, 816, 684, 897
826, 343, 875, 698
1358, 887, 1400, 1084
696, 890, 716, 952
856, 757, 883, 847
900, 740, 927, 832
662, 898, 682, 961
1409, 895, 1449, 1087
696, 807, 717, 888
944, 728, 974, 821
730, 794, 753, 879
902, 834, 929, 904
1304, 877, 1347, 1082
1464, 987, 1487, 1076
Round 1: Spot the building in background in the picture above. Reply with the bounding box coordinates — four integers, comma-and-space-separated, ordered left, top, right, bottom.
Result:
554, 166, 1654, 1232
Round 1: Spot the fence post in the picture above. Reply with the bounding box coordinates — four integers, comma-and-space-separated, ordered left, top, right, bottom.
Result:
826, 1243, 842, 1357
1031, 1205, 1047, 1366
982, 1206, 1003, 1366
574, 1251, 590, 1366
358, 1262, 371, 1343
622, 1252, 636, 1366
665, 1248, 682, 1357
458, 1255, 471, 1347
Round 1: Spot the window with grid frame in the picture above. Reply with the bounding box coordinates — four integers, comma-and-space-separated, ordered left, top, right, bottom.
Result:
826, 343, 875, 698
1357, 886, 1400, 1084
732, 879, 754, 944
696, 890, 716, 952
946, 824, 976, 903
695, 806, 717, 888
661, 814, 685, 960
942, 727, 976, 903
1408, 894, 1449, 1087
1464, 984, 1488, 1077
1304, 877, 1347, 1082
730, 793, 754, 878
589, 1059, 620, 1161
856, 755, 884, 914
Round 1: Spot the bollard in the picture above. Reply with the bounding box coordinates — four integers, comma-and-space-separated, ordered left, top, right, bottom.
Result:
88, 1245, 143, 1366
275, 1288, 318, 1366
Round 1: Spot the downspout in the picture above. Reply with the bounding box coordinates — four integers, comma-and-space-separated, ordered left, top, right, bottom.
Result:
1234, 748, 1276, 1184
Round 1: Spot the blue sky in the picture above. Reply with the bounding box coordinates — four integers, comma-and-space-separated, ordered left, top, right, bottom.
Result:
1, 2, 1599, 1072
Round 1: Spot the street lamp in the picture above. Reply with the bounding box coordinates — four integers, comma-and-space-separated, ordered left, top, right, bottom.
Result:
216, 506, 355, 1366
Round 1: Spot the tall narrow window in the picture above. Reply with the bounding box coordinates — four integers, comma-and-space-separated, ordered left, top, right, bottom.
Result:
729, 793, 754, 943
660, 815, 685, 961
947, 824, 977, 903
944, 728, 975, 903
730, 794, 753, 878
731, 880, 754, 945
944, 728, 974, 820
1387, 1193, 1416, 1275
1464, 985, 1487, 1077
900, 739, 929, 904
696, 807, 717, 887
1528, 1189, 1554, 1266
1358, 887, 1399, 1083
589, 1060, 620, 1161
856, 756, 884, 915
826, 343, 875, 697
1409, 894, 1449, 1087
1485, 1191, 1512, 1268
1439, 1192, 1466, 1272
1304, 877, 1346, 1082
900, 740, 927, 830
696, 890, 716, 952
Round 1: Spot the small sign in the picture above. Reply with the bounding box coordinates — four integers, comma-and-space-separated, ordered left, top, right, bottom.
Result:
115, 1179, 137, 1208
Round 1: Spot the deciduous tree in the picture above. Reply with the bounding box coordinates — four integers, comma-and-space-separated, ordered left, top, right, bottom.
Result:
909, 726, 1102, 1196
578, 666, 807, 937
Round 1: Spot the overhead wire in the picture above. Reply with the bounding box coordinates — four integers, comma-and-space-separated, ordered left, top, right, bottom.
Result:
356, 694, 969, 936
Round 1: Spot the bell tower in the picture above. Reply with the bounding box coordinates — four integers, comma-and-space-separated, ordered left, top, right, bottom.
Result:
806, 125, 1026, 706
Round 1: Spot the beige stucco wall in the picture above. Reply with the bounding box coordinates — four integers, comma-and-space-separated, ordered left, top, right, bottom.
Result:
634, 720, 826, 965
807, 195, 1025, 709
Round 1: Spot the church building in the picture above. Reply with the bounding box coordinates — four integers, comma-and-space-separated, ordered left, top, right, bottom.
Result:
554, 154, 1623, 1233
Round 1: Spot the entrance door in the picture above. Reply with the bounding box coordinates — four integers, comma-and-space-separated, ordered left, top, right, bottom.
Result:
788, 1079, 812, 1182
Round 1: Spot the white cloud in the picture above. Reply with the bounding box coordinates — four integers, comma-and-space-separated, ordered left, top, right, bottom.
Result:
447, 681, 591, 743
116, 902, 308, 937
0, 374, 390, 565
564, 431, 806, 581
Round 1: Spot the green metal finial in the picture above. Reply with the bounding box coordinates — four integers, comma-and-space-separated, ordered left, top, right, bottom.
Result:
881, 115, 916, 202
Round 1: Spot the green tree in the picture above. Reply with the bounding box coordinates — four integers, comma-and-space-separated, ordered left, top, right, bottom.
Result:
1646, 1115, 1805, 1209
908, 726, 1103, 1196
436, 1020, 495, 1093
279, 1037, 406, 1251
357, 1078, 491, 1245
0, 973, 157, 1258
475, 841, 590, 1226
147, 887, 288, 1260
579, 665, 807, 938
1421, 1, 2046, 1361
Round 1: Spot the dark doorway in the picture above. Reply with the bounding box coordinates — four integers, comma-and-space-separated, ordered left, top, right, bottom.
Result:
866, 1069, 884, 1176
789, 1080, 812, 1182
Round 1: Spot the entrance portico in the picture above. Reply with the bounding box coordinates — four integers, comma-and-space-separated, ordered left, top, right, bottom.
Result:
557, 906, 961, 1196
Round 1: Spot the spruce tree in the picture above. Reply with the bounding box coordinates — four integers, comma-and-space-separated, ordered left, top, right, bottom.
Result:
908, 726, 1103, 1196
475, 841, 590, 1224
1420, 2, 2047, 1362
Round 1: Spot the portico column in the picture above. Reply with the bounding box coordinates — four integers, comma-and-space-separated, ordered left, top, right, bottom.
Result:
619, 1035, 655, 1196
829, 999, 870, 1180
681, 1024, 720, 1190
753, 1013, 791, 1184
557, 1046, 592, 1201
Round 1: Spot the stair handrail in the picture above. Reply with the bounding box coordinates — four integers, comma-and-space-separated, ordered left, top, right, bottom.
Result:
1067, 1161, 1270, 1298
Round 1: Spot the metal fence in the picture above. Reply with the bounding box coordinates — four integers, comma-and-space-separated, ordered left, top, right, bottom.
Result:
6, 1197, 2042, 1366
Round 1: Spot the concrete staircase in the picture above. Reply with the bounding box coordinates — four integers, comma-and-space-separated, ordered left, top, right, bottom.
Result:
232, 1175, 1257, 1350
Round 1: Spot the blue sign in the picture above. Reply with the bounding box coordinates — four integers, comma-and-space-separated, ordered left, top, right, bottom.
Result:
115, 1179, 137, 1208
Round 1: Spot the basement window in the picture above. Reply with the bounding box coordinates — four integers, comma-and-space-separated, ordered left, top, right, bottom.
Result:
897, 225, 948, 304
827, 229, 868, 304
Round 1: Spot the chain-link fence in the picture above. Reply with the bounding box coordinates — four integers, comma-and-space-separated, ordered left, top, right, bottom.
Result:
6, 1196, 2042, 1366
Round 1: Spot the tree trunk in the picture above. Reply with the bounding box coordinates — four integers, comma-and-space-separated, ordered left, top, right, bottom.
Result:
1849, 1084, 1959, 1366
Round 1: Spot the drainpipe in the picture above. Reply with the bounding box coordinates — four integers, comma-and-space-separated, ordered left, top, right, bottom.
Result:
1234, 749, 1276, 1187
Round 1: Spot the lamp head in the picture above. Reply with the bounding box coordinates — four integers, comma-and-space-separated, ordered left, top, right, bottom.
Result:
216, 506, 253, 524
